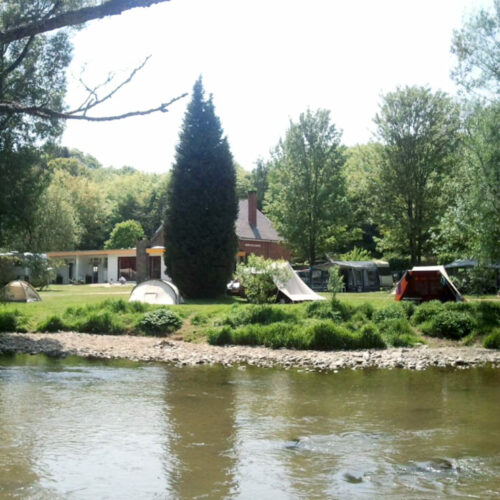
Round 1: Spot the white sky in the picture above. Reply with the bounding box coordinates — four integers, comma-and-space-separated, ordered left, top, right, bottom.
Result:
62, 0, 491, 173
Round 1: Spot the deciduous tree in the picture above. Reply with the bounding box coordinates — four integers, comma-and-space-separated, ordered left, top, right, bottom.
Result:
265, 109, 346, 265
105, 220, 145, 250
374, 86, 461, 266
451, 0, 499, 99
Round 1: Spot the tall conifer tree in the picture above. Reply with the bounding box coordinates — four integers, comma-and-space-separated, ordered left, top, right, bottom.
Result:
164, 78, 237, 298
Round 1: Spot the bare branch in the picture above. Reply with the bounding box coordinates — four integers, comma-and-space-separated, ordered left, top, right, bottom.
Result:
70, 56, 152, 115
0, 93, 187, 121
0, 0, 171, 44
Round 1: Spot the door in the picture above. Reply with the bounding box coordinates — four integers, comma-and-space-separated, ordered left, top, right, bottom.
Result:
149, 256, 161, 280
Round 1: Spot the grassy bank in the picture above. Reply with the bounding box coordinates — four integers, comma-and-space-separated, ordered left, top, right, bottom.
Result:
0, 285, 499, 349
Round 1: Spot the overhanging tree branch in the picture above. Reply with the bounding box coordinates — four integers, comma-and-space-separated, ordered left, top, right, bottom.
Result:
0, 93, 187, 121
70, 56, 152, 115
0, 0, 171, 44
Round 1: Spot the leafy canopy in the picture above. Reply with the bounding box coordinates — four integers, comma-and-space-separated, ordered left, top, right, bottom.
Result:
265, 109, 347, 265
105, 220, 145, 250
374, 86, 460, 265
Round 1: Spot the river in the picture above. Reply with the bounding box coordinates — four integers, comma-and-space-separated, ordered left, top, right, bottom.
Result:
0, 354, 499, 499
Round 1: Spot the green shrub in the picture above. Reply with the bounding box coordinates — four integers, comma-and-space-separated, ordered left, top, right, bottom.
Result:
127, 301, 149, 313
355, 302, 375, 320
451, 266, 497, 295
191, 313, 209, 326
100, 299, 149, 314
208, 322, 307, 349
207, 319, 388, 351
443, 301, 475, 314
76, 311, 125, 335
474, 301, 500, 329
420, 310, 476, 340
139, 308, 182, 336
411, 300, 444, 326
373, 303, 407, 322
348, 311, 371, 329
357, 323, 386, 349
398, 301, 416, 319
0, 309, 27, 332
378, 318, 420, 347
207, 326, 233, 346
37, 315, 68, 333
331, 299, 355, 321
304, 321, 352, 350
328, 266, 345, 299
305, 301, 340, 320
25, 254, 55, 290
483, 328, 500, 349
235, 255, 292, 303
239, 322, 306, 349
102, 299, 128, 313
223, 305, 296, 327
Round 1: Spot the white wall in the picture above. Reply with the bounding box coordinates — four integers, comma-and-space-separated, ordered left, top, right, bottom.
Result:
108, 255, 118, 282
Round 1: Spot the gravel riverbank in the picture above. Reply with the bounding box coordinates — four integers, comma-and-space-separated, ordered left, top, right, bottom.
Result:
1, 332, 500, 371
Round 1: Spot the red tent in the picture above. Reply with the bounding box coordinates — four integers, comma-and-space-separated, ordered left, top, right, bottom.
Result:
395, 266, 463, 303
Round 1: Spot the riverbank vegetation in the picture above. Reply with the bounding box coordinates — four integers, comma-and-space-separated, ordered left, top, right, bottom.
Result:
0, 286, 499, 350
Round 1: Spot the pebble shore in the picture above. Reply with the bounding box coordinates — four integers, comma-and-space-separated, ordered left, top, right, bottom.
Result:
1, 332, 500, 371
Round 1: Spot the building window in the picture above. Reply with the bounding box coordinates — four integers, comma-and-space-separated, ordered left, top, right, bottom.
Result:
118, 257, 136, 281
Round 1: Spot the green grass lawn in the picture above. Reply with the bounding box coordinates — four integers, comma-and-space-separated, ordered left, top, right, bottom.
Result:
7, 285, 136, 325
1, 285, 498, 344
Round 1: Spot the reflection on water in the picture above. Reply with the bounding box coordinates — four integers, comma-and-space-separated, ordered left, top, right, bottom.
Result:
0, 354, 499, 498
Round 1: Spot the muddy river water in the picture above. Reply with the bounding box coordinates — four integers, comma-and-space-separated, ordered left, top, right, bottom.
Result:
0, 353, 499, 498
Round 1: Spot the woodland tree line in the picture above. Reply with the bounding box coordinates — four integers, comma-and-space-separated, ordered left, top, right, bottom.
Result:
0, 1, 498, 281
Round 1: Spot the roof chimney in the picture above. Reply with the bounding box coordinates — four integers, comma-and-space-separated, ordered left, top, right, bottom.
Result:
248, 191, 257, 227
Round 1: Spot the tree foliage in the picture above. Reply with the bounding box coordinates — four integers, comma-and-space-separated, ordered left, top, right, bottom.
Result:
374, 86, 461, 266
342, 143, 384, 255
235, 255, 292, 304
339, 246, 372, 262
265, 109, 346, 265
104, 220, 145, 250
436, 102, 500, 262
164, 78, 238, 298
451, 0, 500, 99
250, 158, 269, 211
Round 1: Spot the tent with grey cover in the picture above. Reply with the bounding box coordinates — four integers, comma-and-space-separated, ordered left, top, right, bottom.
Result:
129, 280, 181, 305
0, 280, 41, 303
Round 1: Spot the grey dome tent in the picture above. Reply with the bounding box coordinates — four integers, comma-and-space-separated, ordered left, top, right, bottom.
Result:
1, 280, 41, 303
129, 279, 181, 305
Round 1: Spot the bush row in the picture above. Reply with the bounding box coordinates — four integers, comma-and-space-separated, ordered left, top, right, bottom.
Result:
211, 298, 500, 350
208, 317, 422, 351
0, 299, 183, 337
208, 320, 387, 350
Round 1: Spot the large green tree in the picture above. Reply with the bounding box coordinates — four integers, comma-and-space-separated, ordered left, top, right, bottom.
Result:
265, 109, 346, 265
164, 78, 237, 298
0, 145, 49, 248
437, 1, 500, 264
451, 0, 499, 99
374, 86, 461, 266
105, 220, 145, 250
436, 102, 500, 262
